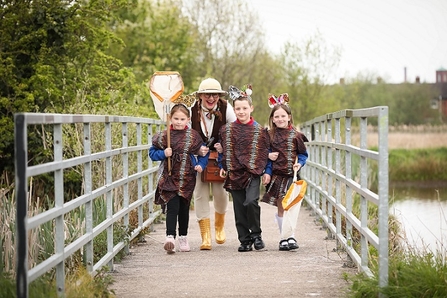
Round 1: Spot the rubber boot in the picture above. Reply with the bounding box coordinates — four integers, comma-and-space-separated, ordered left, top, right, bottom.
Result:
215, 212, 226, 244
199, 218, 212, 250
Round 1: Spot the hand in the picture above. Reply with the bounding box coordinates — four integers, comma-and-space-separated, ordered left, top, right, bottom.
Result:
219, 168, 227, 178
164, 148, 172, 157
199, 145, 209, 156
269, 152, 279, 161
195, 165, 203, 173
293, 163, 302, 172
262, 174, 271, 185
214, 143, 223, 153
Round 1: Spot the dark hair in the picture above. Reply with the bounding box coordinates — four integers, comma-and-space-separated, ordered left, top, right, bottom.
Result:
170, 104, 190, 117
268, 104, 294, 138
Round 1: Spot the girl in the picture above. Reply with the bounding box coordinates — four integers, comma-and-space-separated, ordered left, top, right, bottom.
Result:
261, 94, 309, 251
149, 104, 208, 254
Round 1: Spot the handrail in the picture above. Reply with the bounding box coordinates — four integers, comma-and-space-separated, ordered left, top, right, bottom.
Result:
14, 108, 389, 297
14, 113, 164, 298
300, 106, 389, 289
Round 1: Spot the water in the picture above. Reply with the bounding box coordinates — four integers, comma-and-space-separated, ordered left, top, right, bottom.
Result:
390, 186, 447, 253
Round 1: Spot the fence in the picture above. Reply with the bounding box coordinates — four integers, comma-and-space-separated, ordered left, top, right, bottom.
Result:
299, 106, 389, 289
14, 107, 389, 297
14, 113, 164, 298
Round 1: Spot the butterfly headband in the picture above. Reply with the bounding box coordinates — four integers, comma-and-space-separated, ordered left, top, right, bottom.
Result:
228, 84, 253, 101
268, 93, 289, 108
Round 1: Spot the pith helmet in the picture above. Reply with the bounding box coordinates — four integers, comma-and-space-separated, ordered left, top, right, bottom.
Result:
196, 78, 227, 94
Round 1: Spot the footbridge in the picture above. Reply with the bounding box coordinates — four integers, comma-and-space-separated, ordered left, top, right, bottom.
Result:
12, 106, 388, 297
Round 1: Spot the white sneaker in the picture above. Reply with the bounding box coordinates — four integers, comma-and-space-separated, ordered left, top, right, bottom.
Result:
164, 235, 175, 254
178, 235, 190, 252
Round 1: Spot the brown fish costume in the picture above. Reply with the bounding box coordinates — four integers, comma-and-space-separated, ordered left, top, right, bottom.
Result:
219, 121, 270, 191
262, 126, 308, 206
152, 128, 203, 208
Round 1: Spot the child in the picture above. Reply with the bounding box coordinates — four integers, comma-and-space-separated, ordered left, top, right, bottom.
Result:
261, 93, 309, 251
216, 85, 272, 252
149, 103, 208, 254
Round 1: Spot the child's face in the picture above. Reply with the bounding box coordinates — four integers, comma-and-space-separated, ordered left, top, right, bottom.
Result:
234, 99, 254, 124
272, 107, 291, 128
171, 111, 190, 130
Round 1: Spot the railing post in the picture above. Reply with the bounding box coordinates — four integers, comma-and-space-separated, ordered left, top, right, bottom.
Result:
105, 122, 113, 270
320, 119, 327, 227
147, 123, 155, 229
378, 107, 389, 291
359, 117, 369, 270
345, 116, 355, 267
334, 117, 342, 249
136, 122, 145, 240
326, 116, 334, 240
84, 123, 93, 272
54, 123, 65, 295
122, 123, 129, 254
15, 114, 29, 298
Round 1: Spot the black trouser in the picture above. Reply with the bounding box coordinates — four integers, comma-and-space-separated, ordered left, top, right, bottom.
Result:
166, 195, 190, 237
230, 177, 262, 243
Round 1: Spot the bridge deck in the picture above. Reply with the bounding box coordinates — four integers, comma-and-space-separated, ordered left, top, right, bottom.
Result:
110, 201, 356, 297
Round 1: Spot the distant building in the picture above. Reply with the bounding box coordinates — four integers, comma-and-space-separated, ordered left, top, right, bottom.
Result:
436, 68, 447, 83
435, 67, 447, 118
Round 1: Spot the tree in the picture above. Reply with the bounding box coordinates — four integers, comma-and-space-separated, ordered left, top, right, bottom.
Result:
109, 0, 202, 92
0, 0, 150, 173
180, 0, 269, 90
278, 31, 342, 121
389, 83, 439, 125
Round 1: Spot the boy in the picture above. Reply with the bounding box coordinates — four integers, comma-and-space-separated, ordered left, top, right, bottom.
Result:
216, 85, 271, 252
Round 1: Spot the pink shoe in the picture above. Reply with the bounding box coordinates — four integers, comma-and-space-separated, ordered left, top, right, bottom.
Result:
164, 235, 175, 254
178, 236, 190, 252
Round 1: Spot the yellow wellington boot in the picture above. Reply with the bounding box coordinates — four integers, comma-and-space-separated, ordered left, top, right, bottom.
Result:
215, 212, 226, 244
199, 218, 212, 250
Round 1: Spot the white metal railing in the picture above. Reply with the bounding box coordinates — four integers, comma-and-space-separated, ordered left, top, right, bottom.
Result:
14, 113, 164, 298
299, 106, 389, 289
14, 108, 389, 296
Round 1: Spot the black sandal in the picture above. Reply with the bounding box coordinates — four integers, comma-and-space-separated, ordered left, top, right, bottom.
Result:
279, 240, 289, 251
287, 237, 299, 250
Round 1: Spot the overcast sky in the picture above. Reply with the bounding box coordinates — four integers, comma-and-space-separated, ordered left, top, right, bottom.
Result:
248, 0, 447, 84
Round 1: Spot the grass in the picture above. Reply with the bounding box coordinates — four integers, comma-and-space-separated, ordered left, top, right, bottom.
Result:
389, 147, 447, 182
358, 124, 447, 149
0, 267, 116, 298
346, 244, 447, 298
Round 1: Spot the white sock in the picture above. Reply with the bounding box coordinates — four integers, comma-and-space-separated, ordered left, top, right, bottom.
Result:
275, 213, 283, 234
